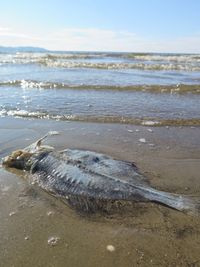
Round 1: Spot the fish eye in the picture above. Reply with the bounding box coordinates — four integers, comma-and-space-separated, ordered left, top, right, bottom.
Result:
12, 150, 23, 158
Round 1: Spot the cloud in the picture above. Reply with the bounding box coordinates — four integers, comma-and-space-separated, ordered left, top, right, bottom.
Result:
0, 27, 11, 32
0, 26, 200, 53
47, 28, 142, 51
0, 27, 45, 42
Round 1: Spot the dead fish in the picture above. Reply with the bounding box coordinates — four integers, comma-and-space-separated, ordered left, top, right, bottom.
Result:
2, 132, 200, 215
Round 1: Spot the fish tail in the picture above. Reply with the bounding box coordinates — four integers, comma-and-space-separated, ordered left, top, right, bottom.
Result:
147, 188, 200, 215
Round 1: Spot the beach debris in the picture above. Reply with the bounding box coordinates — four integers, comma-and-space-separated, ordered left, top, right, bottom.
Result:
106, 245, 115, 252
47, 236, 60, 246
139, 138, 146, 143
147, 128, 153, 132
3, 132, 200, 215
9, 211, 16, 217
127, 129, 133, 133
135, 129, 140, 132
46, 211, 54, 216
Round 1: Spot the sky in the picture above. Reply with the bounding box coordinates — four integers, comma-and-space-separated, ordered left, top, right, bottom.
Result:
0, 0, 200, 52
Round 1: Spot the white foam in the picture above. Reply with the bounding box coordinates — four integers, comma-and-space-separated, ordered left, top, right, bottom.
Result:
139, 138, 146, 143
20, 80, 44, 89
142, 121, 159, 126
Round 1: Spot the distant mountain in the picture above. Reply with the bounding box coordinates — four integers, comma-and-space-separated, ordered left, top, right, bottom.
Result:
0, 46, 48, 53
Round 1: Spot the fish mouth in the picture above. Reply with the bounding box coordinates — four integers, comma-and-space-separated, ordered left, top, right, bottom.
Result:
2, 155, 16, 167
1, 150, 27, 169
2, 155, 10, 163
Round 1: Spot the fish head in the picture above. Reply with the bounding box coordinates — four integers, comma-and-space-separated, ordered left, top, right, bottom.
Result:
2, 150, 33, 170
2, 131, 58, 170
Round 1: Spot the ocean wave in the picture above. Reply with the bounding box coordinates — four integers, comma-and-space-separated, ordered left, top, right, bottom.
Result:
1, 52, 200, 71
1, 80, 200, 94
1, 108, 200, 126
38, 60, 200, 71
45, 53, 104, 60
123, 53, 200, 62
0, 52, 106, 64
0, 80, 58, 89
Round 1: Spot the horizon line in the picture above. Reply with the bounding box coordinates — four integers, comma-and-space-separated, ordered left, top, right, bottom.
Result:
1, 45, 199, 55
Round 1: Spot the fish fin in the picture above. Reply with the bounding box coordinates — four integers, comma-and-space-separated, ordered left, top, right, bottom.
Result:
36, 131, 59, 148
25, 131, 60, 152
62, 195, 116, 214
135, 185, 200, 216
150, 190, 200, 216
175, 195, 200, 216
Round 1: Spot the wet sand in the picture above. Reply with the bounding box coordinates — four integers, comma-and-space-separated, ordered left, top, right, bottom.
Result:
0, 117, 200, 267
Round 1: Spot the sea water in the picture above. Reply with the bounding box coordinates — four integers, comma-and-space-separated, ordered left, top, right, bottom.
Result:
0, 50, 200, 126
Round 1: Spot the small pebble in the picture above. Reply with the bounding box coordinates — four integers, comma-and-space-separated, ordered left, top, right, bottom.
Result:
9, 211, 16, 217
46, 211, 54, 216
127, 130, 133, 133
48, 236, 60, 246
24, 236, 29, 240
106, 245, 115, 252
147, 129, 153, 132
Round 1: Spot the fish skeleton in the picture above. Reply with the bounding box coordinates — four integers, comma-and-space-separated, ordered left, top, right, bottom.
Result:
2, 132, 200, 215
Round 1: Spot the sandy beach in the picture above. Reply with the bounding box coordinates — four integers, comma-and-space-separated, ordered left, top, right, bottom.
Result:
0, 117, 200, 266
